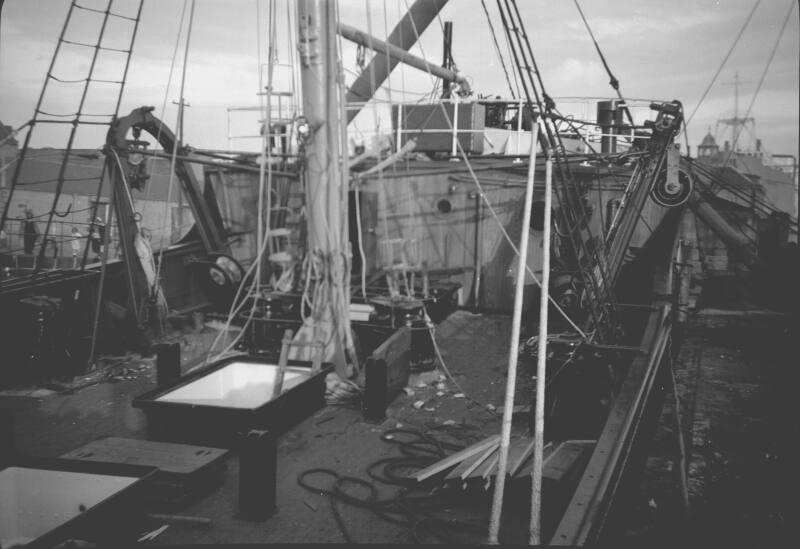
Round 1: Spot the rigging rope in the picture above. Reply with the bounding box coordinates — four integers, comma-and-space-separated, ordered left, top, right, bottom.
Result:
497, 0, 614, 339
684, 0, 762, 133
572, 0, 634, 129
399, 8, 588, 339
480, 0, 516, 99
151, 0, 191, 289
721, 0, 795, 169
205, 0, 279, 362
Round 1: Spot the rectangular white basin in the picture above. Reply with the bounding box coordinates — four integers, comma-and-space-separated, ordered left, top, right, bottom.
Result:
0, 466, 137, 547
155, 360, 309, 409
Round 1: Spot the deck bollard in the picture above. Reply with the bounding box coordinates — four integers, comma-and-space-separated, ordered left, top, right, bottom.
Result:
155, 342, 181, 387
238, 429, 277, 520
363, 358, 388, 423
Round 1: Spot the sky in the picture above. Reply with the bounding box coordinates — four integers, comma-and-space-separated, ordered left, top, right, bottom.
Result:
1, 0, 798, 158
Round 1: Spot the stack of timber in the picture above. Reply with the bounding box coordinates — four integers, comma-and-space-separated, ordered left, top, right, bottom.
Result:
411, 435, 595, 490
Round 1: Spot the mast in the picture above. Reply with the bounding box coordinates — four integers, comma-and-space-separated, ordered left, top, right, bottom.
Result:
719, 71, 753, 152
296, 0, 351, 375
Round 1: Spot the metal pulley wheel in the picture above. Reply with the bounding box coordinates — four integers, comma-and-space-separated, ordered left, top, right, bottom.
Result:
651, 169, 693, 207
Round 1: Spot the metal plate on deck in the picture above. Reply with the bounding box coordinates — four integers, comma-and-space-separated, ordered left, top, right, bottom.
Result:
61, 436, 228, 477
0, 458, 154, 548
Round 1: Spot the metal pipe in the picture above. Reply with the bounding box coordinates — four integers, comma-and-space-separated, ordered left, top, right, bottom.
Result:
688, 191, 760, 266
357, 137, 417, 178
345, 0, 449, 123
471, 191, 483, 310
530, 154, 553, 544
451, 92, 460, 158
337, 22, 471, 96
488, 122, 539, 544
441, 20, 453, 99
296, 0, 347, 375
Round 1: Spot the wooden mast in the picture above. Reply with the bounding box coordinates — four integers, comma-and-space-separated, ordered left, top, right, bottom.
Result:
295, 0, 350, 376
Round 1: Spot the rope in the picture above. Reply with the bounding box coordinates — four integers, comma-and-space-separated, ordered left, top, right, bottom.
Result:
354, 184, 368, 300
204, 0, 279, 362
572, 0, 635, 129
720, 0, 795, 168
401, 6, 588, 339
684, 0, 762, 132
480, 0, 516, 99
150, 0, 190, 286
498, 0, 615, 338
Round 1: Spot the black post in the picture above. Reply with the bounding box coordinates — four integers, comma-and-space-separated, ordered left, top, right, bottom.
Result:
155, 342, 181, 387
441, 21, 453, 99
363, 358, 388, 423
0, 407, 14, 467
238, 429, 277, 520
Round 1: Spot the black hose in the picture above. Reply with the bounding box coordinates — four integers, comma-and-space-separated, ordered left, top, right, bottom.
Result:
297, 427, 491, 544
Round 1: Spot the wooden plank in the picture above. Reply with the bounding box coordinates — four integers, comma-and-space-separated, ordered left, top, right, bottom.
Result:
370, 326, 411, 397
542, 441, 592, 482
445, 443, 492, 481
272, 329, 293, 399
515, 442, 564, 479
460, 440, 500, 480
509, 439, 552, 478
504, 438, 531, 478
61, 437, 228, 476
467, 449, 498, 480
481, 449, 500, 478
412, 435, 500, 481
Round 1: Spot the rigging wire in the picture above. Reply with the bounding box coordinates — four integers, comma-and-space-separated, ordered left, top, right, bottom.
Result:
204, 0, 279, 362
683, 0, 762, 134
721, 0, 795, 169
497, 0, 614, 339
400, 3, 588, 339
572, 0, 635, 129
152, 0, 191, 290
480, 0, 516, 99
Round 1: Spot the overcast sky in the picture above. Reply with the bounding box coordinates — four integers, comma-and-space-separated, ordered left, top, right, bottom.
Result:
1, 0, 797, 157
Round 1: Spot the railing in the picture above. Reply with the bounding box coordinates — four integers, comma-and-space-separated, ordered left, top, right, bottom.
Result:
221, 95, 669, 160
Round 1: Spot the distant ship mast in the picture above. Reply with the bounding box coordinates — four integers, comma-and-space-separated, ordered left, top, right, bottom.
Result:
717, 72, 755, 153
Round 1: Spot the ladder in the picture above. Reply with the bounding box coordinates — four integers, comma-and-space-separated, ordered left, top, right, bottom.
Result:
495, 0, 615, 341
0, 0, 144, 270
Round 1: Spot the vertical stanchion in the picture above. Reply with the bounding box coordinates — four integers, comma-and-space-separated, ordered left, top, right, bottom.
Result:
238, 429, 277, 520
396, 103, 403, 153
451, 95, 459, 159
363, 357, 388, 423
515, 98, 523, 158
488, 119, 539, 544
155, 342, 181, 387
530, 154, 553, 545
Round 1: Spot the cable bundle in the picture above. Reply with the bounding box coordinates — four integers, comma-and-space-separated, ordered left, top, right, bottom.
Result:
297, 425, 490, 544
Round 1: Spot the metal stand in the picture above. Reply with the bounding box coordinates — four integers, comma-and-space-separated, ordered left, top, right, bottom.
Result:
155, 342, 181, 387
238, 429, 277, 521
363, 358, 388, 423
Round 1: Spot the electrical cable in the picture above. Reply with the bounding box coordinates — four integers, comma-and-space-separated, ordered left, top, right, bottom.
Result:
297, 426, 491, 544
